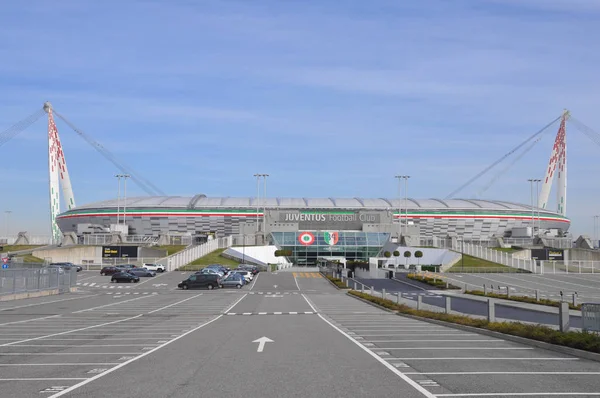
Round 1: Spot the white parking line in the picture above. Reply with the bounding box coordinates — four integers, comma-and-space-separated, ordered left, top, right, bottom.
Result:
0, 378, 87, 381
436, 393, 600, 397
48, 294, 248, 398
294, 275, 300, 290
0, 363, 119, 366
385, 357, 578, 361
0, 314, 62, 327
406, 372, 600, 375
376, 347, 533, 350
249, 273, 260, 290
362, 340, 502, 343
0, 315, 142, 347
72, 295, 152, 313
301, 294, 435, 398
0, 295, 99, 312
146, 294, 203, 314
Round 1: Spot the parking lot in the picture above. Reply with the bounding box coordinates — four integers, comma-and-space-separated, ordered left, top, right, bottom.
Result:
0, 291, 245, 397
440, 272, 600, 302
1, 269, 599, 397
306, 293, 600, 397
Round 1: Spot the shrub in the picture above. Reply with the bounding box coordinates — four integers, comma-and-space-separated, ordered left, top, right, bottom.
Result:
393, 250, 400, 257
407, 273, 461, 289
421, 265, 440, 272
325, 275, 350, 289
384, 251, 391, 258
348, 291, 600, 353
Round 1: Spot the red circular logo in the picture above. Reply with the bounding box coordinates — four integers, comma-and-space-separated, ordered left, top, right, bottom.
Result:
298, 232, 315, 246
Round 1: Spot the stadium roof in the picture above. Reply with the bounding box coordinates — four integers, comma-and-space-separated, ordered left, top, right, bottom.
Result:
71, 195, 552, 213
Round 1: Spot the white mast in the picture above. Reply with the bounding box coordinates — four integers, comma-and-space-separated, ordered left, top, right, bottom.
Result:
44, 102, 76, 244
538, 110, 569, 216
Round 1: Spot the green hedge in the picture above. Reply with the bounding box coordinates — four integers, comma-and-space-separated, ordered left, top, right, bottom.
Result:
466, 290, 582, 310
325, 275, 350, 289
407, 274, 461, 290
349, 291, 600, 353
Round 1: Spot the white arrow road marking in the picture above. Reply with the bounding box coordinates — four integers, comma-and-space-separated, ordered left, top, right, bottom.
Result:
253, 336, 274, 353
273, 285, 278, 288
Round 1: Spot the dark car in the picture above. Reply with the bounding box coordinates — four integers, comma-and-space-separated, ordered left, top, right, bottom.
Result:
178, 274, 220, 290
100, 266, 121, 276
127, 268, 156, 277
238, 264, 259, 275
111, 272, 140, 283
116, 264, 137, 270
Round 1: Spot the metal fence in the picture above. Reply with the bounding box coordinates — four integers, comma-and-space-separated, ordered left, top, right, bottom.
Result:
539, 260, 600, 274
160, 236, 235, 271
0, 267, 77, 296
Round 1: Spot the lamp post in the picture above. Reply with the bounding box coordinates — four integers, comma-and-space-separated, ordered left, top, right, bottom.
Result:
4, 210, 11, 239
115, 174, 130, 225
528, 179, 535, 237
115, 174, 121, 225
394, 175, 410, 237
533, 179, 541, 233
253, 174, 269, 234
592, 216, 600, 247
394, 176, 402, 242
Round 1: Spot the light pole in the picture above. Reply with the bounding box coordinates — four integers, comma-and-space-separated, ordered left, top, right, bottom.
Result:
254, 174, 269, 233
534, 179, 542, 234
395, 176, 410, 237
115, 174, 130, 225
253, 174, 261, 232
394, 176, 402, 242
592, 216, 600, 247
528, 179, 535, 237
4, 210, 12, 239
115, 174, 121, 224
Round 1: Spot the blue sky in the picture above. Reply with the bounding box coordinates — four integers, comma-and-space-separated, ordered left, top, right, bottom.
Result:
1, 0, 600, 238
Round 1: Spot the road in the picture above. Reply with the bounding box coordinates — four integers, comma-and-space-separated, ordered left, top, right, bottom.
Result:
0, 270, 598, 397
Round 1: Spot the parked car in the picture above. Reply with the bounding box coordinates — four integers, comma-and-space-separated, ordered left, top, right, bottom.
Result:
197, 268, 225, 277
231, 270, 252, 284
178, 274, 220, 290
238, 264, 259, 275
111, 272, 140, 283
220, 273, 245, 289
116, 264, 137, 270
143, 263, 166, 273
127, 268, 156, 277
50, 262, 82, 272
100, 266, 121, 276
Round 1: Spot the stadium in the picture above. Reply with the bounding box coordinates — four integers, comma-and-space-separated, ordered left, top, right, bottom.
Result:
55, 195, 570, 264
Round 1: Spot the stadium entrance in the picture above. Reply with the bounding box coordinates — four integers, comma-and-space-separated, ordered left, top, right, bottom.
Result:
270, 231, 389, 266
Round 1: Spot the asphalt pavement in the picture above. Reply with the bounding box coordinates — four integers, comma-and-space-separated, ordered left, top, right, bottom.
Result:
0, 269, 598, 397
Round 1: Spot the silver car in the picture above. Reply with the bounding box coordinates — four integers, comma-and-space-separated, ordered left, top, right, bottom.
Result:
219, 274, 244, 289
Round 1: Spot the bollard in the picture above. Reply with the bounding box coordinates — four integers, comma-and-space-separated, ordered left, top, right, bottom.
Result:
354, 281, 357, 290
445, 296, 451, 314
560, 291, 564, 302
382, 288, 386, 300
370, 286, 374, 296
361, 284, 365, 293
417, 295, 422, 310
559, 301, 570, 332
535, 289, 540, 301
397, 292, 401, 304
487, 299, 495, 323
445, 281, 449, 289
573, 292, 578, 307
506, 286, 510, 298
484, 285, 488, 295
346, 278, 350, 288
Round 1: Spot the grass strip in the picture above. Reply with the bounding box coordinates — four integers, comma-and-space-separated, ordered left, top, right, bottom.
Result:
325, 275, 350, 289
465, 289, 582, 310
349, 290, 600, 354
406, 273, 461, 290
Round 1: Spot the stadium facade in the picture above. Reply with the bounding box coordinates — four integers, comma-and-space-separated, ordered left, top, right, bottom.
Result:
56, 196, 570, 265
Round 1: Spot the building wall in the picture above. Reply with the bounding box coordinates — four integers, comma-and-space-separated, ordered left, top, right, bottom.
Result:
57, 207, 569, 241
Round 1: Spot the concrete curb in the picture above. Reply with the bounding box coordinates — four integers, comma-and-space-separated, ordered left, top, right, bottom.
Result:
345, 291, 600, 363
0, 289, 61, 302
319, 273, 350, 290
